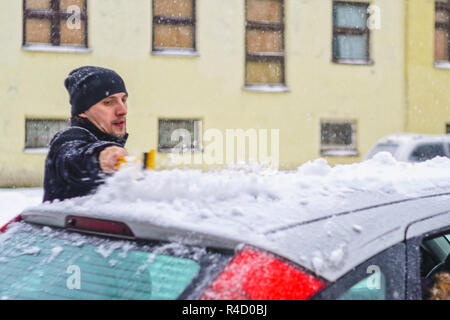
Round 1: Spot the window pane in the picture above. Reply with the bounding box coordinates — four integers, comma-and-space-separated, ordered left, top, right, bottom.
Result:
25, 0, 51, 10
60, 19, 85, 46
60, 0, 85, 11
333, 34, 368, 59
154, 0, 193, 17
25, 119, 69, 149
154, 24, 193, 49
246, 61, 283, 84
436, 9, 449, 23
435, 28, 449, 61
409, 144, 446, 162
338, 272, 386, 300
247, 30, 282, 53
25, 18, 51, 44
0, 223, 206, 300
334, 4, 367, 29
420, 232, 450, 299
158, 119, 200, 151
246, 0, 282, 23
321, 122, 354, 147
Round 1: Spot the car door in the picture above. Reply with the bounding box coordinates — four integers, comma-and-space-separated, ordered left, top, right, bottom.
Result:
405, 211, 450, 300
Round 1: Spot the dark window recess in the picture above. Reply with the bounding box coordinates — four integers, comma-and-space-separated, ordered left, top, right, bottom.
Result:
23, 0, 88, 47
446, 123, 450, 133
152, 0, 196, 52
409, 144, 446, 162
321, 122, 353, 146
245, 0, 286, 86
158, 119, 202, 153
320, 120, 358, 156
25, 119, 69, 149
332, 1, 371, 64
435, 0, 450, 62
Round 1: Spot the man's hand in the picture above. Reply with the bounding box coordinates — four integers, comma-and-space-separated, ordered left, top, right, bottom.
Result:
99, 146, 128, 173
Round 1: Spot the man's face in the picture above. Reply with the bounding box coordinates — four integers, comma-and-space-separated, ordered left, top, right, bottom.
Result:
79, 92, 128, 138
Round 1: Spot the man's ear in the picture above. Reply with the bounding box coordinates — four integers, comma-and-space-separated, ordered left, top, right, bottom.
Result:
78, 113, 88, 119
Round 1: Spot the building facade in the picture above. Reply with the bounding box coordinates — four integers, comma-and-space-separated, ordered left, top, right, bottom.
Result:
406, 0, 450, 134
0, 0, 411, 187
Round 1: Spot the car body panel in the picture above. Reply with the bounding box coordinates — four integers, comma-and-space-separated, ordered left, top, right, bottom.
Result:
364, 134, 450, 162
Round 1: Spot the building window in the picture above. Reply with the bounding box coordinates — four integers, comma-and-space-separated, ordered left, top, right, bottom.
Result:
245, 0, 286, 88
446, 123, 450, 133
320, 120, 358, 156
435, 1, 450, 62
332, 1, 371, 64
152, 0, 196, 54
158, 119, 202, 152
23, 0, 88, 48
25, 119, 69, 150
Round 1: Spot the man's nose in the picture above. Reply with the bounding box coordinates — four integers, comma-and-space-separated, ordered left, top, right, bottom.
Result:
116, 100, 127, 116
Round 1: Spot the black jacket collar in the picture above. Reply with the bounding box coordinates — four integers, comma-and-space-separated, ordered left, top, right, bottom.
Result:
71, 117, 128, 146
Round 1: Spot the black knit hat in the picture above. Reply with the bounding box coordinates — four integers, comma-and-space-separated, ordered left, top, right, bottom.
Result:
64, 66, 128, 117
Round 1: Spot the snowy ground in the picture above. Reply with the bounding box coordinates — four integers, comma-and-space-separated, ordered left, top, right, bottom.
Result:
0, 188, 43, 227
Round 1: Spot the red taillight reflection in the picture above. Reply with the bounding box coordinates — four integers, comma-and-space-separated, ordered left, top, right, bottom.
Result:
0, 215, 22, 233
65, 216, 134, 238
201, 248, 326, 300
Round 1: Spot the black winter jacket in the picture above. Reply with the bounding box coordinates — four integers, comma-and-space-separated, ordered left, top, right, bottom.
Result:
43, 117, 128, 202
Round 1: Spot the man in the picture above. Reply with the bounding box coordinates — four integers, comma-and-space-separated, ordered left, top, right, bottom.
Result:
43, 66, 129, 202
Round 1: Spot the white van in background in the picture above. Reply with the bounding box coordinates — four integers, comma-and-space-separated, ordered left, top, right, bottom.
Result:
364, 134, 450, 162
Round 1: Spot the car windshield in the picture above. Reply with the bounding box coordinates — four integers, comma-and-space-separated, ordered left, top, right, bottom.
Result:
365, 143, 399, 159
0, 222, 230, 300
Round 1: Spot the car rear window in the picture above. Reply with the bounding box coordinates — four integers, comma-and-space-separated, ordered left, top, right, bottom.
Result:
0, 222, 231, 300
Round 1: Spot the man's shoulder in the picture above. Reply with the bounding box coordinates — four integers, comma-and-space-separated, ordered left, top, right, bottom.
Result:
50, 126, 98, 145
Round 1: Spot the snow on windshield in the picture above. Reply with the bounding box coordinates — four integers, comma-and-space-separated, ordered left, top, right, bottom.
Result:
30, 152, 450, 245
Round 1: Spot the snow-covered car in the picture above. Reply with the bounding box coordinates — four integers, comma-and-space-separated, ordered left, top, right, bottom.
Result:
364, 133, 450, 162
1, 155, 450, 300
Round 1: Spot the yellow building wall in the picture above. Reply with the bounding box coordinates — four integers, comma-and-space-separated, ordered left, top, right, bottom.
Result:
0, 0, 406, 187
406, 0, 450, 134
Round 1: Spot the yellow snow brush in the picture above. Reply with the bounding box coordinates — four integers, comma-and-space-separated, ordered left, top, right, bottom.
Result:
115, 149, 155, 170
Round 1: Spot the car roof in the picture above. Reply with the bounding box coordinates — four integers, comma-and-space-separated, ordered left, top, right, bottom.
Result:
20, 191, 450, 282
17, 156, 450, 282
374, 133, 450, 145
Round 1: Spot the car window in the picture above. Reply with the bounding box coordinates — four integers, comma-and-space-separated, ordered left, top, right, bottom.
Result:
365, 143, 399, 159
337, 271, 386, 300
314, 243, 405, 300
0, 222, 231, 300
420, 232, 450, 300
409, 143, 445, 162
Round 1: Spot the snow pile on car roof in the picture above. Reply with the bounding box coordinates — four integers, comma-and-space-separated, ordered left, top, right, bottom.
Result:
32, 152, 450, 245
